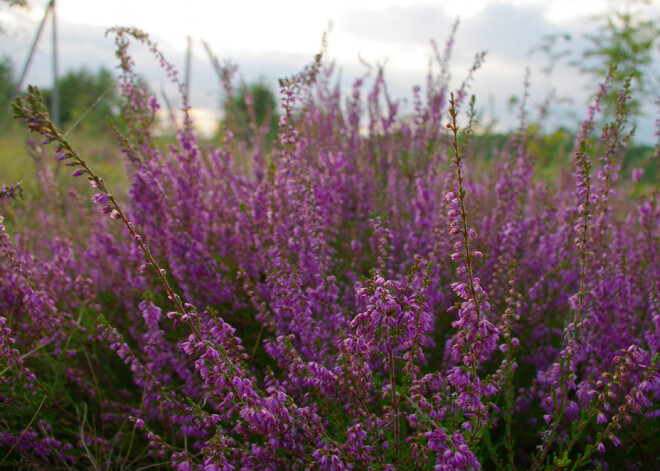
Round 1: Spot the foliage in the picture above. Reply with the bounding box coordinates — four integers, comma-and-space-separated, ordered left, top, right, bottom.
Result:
40, 67, 120, 135
2, 25, 660, 470
223, 79, 280, 147
0, 56, 15, 128
578, 0, 660, 118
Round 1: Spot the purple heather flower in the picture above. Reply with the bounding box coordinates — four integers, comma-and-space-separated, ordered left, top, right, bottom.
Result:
451, 282, 469, 299
91, 193, 110, 205
609, 434, 621, 447
632, 168, 644, 183
425, 429, 448, 451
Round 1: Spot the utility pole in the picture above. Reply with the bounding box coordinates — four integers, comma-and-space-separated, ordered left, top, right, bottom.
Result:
51, 0, 60, 127
184, 35, 192, 108
14, 0, 54, 98
13, 0, 60, 125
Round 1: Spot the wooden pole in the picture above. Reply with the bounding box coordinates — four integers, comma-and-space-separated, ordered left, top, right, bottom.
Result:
51, 0, 60, 126
14, 0, 53, 98
184, 35, 192, 107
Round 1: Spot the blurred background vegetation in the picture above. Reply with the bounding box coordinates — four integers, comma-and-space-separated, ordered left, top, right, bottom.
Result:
0, 0, 658, 213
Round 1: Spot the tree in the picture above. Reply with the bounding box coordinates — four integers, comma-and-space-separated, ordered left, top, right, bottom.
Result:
0, 56, 15, 128
224, 80, 279, 146
578, 0, 660, 118
40, 67, 119, 134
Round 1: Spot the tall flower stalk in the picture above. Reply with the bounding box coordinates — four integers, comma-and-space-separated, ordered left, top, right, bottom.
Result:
444, 91, 499, 441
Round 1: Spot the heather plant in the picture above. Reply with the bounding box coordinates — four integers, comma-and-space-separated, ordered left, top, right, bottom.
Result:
2, 24, 659, 470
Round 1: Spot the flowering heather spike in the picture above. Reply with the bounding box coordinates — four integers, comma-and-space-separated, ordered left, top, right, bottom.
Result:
442, 92, 500, 449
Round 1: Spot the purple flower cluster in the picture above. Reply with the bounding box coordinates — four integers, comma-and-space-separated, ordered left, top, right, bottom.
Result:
3, 26, 659, 470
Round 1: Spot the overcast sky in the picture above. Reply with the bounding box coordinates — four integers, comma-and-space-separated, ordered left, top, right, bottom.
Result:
1, 0, 659, 142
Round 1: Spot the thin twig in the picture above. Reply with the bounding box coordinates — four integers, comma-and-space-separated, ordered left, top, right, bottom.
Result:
0, 395, 47, 466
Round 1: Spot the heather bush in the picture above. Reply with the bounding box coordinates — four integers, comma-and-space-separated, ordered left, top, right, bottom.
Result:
2, 25, 659, 470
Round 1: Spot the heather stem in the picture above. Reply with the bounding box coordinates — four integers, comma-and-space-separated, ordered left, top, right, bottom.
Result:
502, 262, 519, 471
388, 346, 400, 455
447, 92, 481, 319
447, 92, 489, 436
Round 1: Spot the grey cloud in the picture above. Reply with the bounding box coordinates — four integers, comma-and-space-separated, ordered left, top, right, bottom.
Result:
337, 4, 453, 46
460, 4, 556, 60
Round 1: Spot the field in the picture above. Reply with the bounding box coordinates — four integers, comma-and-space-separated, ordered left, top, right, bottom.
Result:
1, 26, 659, 470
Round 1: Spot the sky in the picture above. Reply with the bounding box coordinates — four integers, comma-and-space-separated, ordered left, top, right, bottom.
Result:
1, 0, 659, 142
